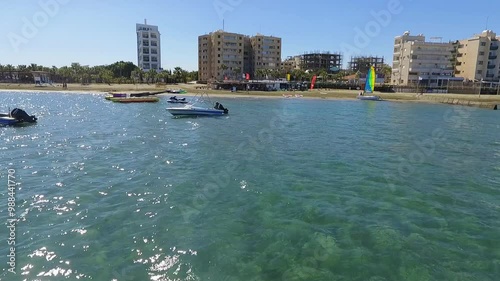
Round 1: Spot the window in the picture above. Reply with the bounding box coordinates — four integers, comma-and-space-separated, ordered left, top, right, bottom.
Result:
481, 42, 486, 46
479, 61, 483, 65
477, 70, 482, 74
480, 52, 485, 56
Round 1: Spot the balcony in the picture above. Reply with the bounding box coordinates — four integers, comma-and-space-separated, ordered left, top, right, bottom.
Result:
486, 74, 495, 78
488, 64, 496, 69
489, 55, 497, 60
490, 45, 499, 50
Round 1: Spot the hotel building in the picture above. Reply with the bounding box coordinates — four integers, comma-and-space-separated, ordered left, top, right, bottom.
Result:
198, 30, 282, 82
455, 30, 500, 82
392, 31, 455, 86
136, 20, 161, 72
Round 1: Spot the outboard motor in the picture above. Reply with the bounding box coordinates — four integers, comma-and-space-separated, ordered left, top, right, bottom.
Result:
214, 102, 229, 114
11, 108, 37, 123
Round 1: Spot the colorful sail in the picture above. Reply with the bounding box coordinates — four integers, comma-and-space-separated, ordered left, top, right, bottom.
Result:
364, 66, 375, 93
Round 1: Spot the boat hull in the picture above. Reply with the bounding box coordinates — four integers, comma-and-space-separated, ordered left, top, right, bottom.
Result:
110, 97, 159, 103
0, 116, 20, 126
357, 95, 381, 101
167, 107, 226, 116
167, 100, 188, 104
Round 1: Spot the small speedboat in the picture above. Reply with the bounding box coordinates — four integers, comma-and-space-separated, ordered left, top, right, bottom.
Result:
167, 105, 227, 116
167, 96, 188, 104
167, 93, 228, 117
0, 108, 37, 126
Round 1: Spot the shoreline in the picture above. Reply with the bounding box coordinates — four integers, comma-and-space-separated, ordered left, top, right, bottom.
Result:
1, 83, 498, 109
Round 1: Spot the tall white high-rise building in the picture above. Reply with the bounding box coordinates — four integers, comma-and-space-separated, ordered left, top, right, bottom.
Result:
136, 20, 161, 71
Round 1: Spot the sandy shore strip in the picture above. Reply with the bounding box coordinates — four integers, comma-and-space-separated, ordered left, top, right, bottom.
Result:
1, 83, 499, 107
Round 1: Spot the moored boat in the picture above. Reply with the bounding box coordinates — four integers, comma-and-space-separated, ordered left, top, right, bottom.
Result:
167, 96, 189, 104
0, 108, 38, 126
105, 92, 159, 103
111, 96, 159, 103
167, 93, 228, 117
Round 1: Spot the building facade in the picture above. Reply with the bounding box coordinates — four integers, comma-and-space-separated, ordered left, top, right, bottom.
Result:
455, 30, 500, 82
198, 30, 281, 82
281, 56, 301, 73
136, 20, 161, 72
348, 56, 384, 74
300, 52, 342, 73
251, 34, 282, 77
198, 30, 245, 81
392, 31, 454, 86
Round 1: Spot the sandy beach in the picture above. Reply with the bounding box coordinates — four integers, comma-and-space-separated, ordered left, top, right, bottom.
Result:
1, 83, 499, 108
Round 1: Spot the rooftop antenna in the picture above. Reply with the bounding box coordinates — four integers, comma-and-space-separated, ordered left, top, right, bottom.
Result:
486, 16, 489, 30
223, 19, 225, 31
144, 19, 147, 25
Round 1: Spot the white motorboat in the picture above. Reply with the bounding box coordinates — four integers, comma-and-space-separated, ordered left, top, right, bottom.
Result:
0, 108, 38, 126
166, 93, 228, 117
167, 104, 227, 116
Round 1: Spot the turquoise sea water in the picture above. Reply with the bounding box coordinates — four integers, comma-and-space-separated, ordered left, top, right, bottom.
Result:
0, 91, 499, 281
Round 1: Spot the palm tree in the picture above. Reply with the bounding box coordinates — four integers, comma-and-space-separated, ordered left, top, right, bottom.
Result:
5, 64, 15, 82
233, 67, 241, 80
380, 64, 392, 84
58, 66, 73, 83
219, 64, 228, 80
70, 63, 82, 83
146, 69, 158, 84
319, 69, 328, 82
99, 69, 113, 85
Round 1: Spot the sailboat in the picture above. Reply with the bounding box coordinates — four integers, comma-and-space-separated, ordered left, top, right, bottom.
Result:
357, 66, 381, 101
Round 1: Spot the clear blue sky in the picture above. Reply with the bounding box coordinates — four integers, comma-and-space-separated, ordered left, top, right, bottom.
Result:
1, 0, 499, 71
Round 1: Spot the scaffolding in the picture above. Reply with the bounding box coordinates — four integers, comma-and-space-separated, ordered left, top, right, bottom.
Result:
300, 51, 342, 73
348, 56, 384, 74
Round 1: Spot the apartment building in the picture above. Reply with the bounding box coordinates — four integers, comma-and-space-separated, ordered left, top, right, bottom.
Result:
251, 34, 282, 77
392, 31, 454, 86
198, 30, 281, 81
455, 30, 500, 82
198, 30, 245, 81
136, 20, 161, 71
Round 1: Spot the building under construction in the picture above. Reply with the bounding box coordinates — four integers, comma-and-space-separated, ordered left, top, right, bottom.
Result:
348, 56, 384, 74
300, 52, 342, 73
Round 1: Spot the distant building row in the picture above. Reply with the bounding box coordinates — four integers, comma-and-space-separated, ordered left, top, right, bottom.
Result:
392, 30, 500, 86
197, 30, 387, 82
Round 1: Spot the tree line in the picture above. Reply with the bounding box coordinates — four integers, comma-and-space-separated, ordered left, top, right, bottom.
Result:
0, 61, 199, 84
